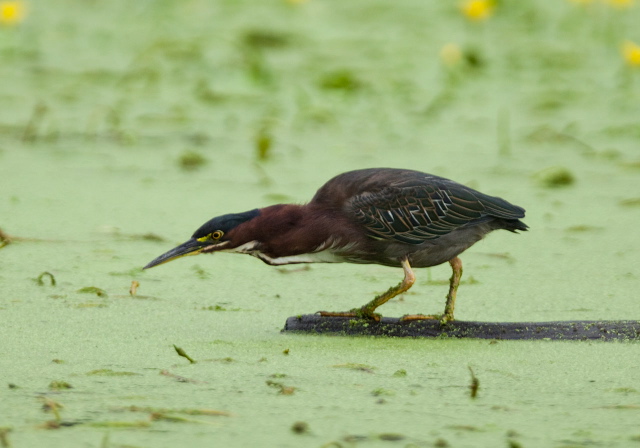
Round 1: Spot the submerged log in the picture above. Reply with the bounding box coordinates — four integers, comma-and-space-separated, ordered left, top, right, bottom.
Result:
282, 315, 640, 340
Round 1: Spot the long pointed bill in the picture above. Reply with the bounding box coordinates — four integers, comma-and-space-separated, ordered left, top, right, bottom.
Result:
143, 238, 206, 269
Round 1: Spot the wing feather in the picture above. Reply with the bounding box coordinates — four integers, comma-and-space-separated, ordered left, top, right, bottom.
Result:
347, 182, 524, 245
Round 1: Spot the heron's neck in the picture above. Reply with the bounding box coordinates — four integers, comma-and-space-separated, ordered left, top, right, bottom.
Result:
225, 204, 340, 259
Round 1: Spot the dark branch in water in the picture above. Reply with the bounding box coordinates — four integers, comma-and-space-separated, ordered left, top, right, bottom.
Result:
283, 315, 640, 341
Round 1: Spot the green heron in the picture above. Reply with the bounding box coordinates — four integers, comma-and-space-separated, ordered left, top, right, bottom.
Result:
144, 168, 527, 322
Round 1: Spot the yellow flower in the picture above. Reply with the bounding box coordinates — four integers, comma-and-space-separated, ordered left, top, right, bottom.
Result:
622, 41, 640, 67
440, 43, 463, 67
0, 1, 26, 25
461, 0, 494, 21
604, 0, 634, 8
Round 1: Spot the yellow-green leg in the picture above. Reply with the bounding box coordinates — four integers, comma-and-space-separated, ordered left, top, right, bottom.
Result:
318, 258, 415, 320
400, 256, 463, 323
442, 256, 463, 322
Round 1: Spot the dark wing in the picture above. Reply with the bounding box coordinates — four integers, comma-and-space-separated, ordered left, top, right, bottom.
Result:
346, 179, 525, 245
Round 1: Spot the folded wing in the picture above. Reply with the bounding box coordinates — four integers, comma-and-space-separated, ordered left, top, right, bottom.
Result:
347, 178, 525, 245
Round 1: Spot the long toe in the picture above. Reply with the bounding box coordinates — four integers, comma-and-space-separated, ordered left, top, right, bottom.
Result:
399, 314, 441, 321
440, 313, 455, 324
317, 310, 381, 321
317, 310, 358, 318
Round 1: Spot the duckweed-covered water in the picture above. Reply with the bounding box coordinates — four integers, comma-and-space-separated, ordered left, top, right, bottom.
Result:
1, 1, 640, 447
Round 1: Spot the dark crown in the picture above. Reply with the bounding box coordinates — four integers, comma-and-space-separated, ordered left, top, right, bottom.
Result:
192, 209, 260, 239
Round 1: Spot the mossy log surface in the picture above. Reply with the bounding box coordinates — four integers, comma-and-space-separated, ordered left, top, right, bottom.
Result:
283, 315, 640, 340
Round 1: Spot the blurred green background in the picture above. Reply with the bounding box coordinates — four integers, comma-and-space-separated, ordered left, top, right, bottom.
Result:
1, 0, 640, 447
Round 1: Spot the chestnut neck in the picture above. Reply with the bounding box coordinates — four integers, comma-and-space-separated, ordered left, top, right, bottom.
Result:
225, 203, 342, 257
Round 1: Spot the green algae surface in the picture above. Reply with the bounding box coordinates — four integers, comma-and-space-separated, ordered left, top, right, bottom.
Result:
2, 1, 640, 447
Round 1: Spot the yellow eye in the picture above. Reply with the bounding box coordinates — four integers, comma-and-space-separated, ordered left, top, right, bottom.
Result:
210, 230, 224, 240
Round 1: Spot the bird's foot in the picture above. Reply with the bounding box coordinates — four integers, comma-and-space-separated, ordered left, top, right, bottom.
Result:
400, 313, 454, 324
317, 308, 382, 321
440, 312, 454, 324
399, 313, 439, 321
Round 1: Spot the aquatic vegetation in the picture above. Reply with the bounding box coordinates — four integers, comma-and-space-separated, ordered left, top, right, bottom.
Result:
0, 227, 11, 249
255, 121, 274, 161
178, 150, 207, 171
191, 264, 209, 279
266, 380, 296, 395
159, 369, 206, 384
36, 272, 56, 286
201, 304, 243, 311
39, 397, 64, 428
440, 43, 463, 68
242, 29, 290, 50
86, 420, 150, 428
565, 225, 603, 232
0, 427, 11, 448
86, 369, 140, 376
76, 286, 107, 297
129, 280, 139, 296
371, 387, 395, 396
173, 344, 197, 364
48, 381, 72, 390
533, 166, 576, 188
332, 363, 376, 373
2, 0, 640, 446
291, 421, 309, 434
120, 405, 230, 417
468, 366, 479, 398
319, 70, 363, 92
150, 413, 214, 424
22, 103, 48, 143
619, 197, 640, 207
378, 433, 405, 441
